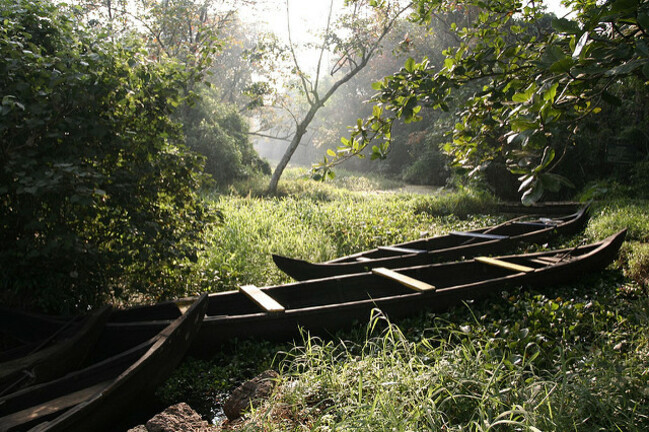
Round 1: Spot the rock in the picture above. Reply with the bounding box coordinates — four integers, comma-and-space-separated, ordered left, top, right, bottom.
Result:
145, 402, 212, 432
223, 370, 279, 420
126, 426, 148, 432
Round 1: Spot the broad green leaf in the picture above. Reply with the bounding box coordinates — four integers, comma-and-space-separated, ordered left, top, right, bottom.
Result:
444, 57, 455, 70
639, 13, 649, 30
539, 147, 556, 171
552, 18, 580, 34
518, 174, 535, 192
371, 81, 384, 90
510, 119, 537, 132
521, 182, 544, 206
605, 59, 644, 76
405, 57, 415, 72
512, 92, 531, 103
543, 83, 559, 102
550, 57, 576, 73
637, 40, 649, 57
327, 149, 336, 157
610, 0, 639, 13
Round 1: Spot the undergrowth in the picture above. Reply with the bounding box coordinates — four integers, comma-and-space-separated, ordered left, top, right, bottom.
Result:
158, 170, 649, 431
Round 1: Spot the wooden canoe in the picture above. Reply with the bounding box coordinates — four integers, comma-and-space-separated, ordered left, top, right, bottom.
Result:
0, 306, 112, 397
103, 230, 624, 355
0, 294, 207, 432
271, 205, 590, 281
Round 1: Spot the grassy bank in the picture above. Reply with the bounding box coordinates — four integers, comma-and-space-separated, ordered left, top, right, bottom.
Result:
159, 171, 649, 431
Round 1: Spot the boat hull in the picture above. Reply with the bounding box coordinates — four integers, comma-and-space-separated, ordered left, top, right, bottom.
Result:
0, 295, 207, 432
273, 206, 590, 281
104, 230, 625, 355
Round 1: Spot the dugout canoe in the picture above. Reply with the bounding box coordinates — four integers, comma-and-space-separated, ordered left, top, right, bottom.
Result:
272, 205, 590, 281
0, 306, 111, 397
103, 230, 624, 354
0, 294, 207, 432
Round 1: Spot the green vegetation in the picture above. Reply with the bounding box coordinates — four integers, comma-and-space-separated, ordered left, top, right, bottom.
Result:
156, 173, 648, 431
0, 0, 216, 312
317, 0, 649, 203
2, 0, 647, 429
194, 171, 498, 291
180, 87, 271, 186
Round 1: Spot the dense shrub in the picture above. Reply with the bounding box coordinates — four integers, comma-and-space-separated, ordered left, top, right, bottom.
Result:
180, 88, 270, 187
0, 0, 216, 312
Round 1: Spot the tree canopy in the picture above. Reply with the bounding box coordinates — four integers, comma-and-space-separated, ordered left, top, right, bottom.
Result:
315, 0, 649, 203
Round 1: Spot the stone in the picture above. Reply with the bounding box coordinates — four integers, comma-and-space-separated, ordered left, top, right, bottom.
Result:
222, 370, 279, 420
126, 426, 148, 432
145, 402, 212, 432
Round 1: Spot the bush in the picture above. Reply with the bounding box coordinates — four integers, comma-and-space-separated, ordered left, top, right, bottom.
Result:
0, 0, 215, 312
180, 88, 270, 187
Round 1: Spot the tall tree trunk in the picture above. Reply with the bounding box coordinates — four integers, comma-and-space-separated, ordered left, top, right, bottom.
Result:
267, 105, 320, 194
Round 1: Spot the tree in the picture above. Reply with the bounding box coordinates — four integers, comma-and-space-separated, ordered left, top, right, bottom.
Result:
315, 0, 649, 203
251, 0, 410, 193
76, 0, 250, 71
0, 0, 216, 312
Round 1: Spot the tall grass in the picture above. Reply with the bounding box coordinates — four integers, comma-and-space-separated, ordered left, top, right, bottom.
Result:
241, 304, 649, 431
196, 172, 498, 291
158, 172, 648, 431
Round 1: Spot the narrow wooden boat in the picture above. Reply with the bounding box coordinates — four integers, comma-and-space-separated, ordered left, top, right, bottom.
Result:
0, 306, 112, 397
104, 230, 624, 355
272, 205, 590, 280
0, 294, 207, 432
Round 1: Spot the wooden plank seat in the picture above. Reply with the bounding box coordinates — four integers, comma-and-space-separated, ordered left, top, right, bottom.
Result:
239, 285, 285, 314
450, 231, 509, 240
356, 257, 373, 262
475, 257, 535, 273
528, 256, 564, 266
372, 267, 436, 291
0, 381, 110, 430
377, 246, 428, 255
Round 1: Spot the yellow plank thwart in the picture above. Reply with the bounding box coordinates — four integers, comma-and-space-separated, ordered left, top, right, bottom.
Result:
240, 285, 285, 314
475, 257, 534, 273
372, 267, 436, 291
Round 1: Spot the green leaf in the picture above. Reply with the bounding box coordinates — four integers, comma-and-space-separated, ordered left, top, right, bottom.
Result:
538, 147, 556, 170
327, 149, 336, 157
542, 83, 559, 102
444, 57, 455, 70
371, 81, 384, 91
605, 59, 644, 76
550, 57, 575, 73
404, 57, 415, 72
638, 13, 649, 30
552, 18, 580, 34
510, 119, 537, 132
521, 182, 544, 206
609, 0, 639, 13
512, 92, 530, 103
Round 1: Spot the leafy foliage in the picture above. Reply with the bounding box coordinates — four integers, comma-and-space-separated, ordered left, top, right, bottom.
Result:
180, 87, 270, 187
315, 0, 649, 203
0, 0, 215, 312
